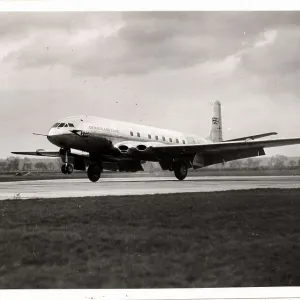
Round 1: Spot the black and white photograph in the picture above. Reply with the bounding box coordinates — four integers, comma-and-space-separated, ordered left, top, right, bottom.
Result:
1, 3, 300, 295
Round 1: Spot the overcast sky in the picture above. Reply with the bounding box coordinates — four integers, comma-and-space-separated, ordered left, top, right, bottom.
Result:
1, 11, 300, 158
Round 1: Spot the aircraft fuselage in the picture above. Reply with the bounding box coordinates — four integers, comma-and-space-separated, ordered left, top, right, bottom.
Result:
47, 116, 211, 154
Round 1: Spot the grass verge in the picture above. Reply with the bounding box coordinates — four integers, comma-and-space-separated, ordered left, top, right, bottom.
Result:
1, 189, 300, 288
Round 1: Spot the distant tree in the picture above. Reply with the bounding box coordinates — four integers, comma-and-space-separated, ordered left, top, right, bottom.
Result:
0, 160, 6, 171
35, 162, 47, 171
54, 159, 62, 171
22, 157, 32, 171
212, 163, 220, 169
236, 160, 243, 169
229, 160, 243, 169
241, 158, 260, 169
5, 161, 11, 172
269, 155, 288, 169
215, 162, 226, 169
34, 162, 40, 171
34, 162, 47, 171
289, 160, 296, 169
39, 162, 48, 171
229, 161, 236, 169
243, 158, 255, 169
252, 159, 261, 169
6, 157, 20, 171
47, 162, 55, 171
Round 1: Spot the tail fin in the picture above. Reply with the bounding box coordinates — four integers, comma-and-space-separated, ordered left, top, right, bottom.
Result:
208, 100, 223, 142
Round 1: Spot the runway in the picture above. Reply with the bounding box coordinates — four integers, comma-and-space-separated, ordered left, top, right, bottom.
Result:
1, 175, 300, 200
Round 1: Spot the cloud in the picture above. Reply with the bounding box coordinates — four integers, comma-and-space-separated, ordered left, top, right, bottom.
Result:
240, 27, 300, 74
0, 12, 120, 40
254, 30, 278, 48
3, 11, 300, 78
228, 26, 300, 96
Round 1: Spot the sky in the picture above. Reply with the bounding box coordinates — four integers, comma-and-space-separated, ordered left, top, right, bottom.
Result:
1, 11, 300, 158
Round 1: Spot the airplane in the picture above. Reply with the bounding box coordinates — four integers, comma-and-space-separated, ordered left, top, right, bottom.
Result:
12, 101, 300, 183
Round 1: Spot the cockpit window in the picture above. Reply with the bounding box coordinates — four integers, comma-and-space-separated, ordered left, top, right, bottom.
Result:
58, 123, 65, 127
52, 123, 60, 128
68, 123, 75, 127
64, 124, 69, 127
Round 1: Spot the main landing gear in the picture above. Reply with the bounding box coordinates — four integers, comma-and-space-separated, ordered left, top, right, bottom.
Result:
173, 161, 188, 180
87, 164, 103, 182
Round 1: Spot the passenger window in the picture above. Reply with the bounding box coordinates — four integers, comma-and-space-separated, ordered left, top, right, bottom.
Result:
137, 132, 140, 137
148, 134, 151, 139
169, 138, 172, 142
130, 131, 133, 136
58, 123, 65, 127
183, 140, 186, 144
68, 123, 75, 127
155, 135, 158, 140
162, 136, 166, 141
176, 138, 179, 143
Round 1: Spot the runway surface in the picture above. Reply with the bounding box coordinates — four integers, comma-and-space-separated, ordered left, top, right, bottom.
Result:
1, 175, 300, 200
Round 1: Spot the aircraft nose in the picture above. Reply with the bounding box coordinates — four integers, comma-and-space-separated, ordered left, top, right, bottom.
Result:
47, 128, 59, 145
47, 128, 55, 137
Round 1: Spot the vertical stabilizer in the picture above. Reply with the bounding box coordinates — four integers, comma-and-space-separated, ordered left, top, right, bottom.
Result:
208, 101, 223, 142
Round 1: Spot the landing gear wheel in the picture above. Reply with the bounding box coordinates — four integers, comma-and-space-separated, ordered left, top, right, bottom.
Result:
87, 164, 102, 182
174, 161, 188, 180
66, 164, 74, 174
61, 164, 68, 174
61, 163, 73, 175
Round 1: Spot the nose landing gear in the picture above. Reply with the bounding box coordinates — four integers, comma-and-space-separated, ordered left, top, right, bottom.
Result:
60, 148, 74, 175
61, 163, 74, 175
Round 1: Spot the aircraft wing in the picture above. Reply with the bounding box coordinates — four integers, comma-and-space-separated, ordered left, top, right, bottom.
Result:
11, 150, 61, 157
150, 137, 300, 155
12, 138, 300, 166
11, 150, 134, 162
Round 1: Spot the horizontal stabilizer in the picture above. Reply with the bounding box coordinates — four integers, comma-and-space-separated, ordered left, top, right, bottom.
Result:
224, 132, 278, 142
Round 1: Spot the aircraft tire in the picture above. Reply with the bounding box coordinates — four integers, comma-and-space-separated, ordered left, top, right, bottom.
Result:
66, 163, 74, 174
173, 161, 188, 180
87, 164, 102, 182
61, 164, 68, 174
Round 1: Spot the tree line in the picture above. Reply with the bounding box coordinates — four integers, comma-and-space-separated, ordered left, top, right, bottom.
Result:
0, 157, 60, 172
0, 155, 299, 173
211, 155, 300, 170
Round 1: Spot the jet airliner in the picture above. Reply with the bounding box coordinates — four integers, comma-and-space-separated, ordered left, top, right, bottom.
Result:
12, 101, 300, 182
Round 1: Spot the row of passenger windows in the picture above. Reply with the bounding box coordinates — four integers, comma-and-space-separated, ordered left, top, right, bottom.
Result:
130, 131, 186, 144
52, 123, 75, 128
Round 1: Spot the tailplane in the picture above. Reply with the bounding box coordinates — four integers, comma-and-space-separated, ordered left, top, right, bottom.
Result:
208, 100, 223, 142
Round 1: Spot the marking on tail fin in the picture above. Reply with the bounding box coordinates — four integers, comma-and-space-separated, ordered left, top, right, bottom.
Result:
212, 117, 219, 125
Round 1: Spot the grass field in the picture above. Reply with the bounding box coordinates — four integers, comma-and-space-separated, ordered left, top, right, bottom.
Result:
1, 189, 300, 288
